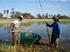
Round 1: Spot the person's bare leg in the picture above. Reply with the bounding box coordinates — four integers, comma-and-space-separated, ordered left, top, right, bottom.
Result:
12, 33, 15, 45
14, 32, 19, 45
56, 38, 60, 48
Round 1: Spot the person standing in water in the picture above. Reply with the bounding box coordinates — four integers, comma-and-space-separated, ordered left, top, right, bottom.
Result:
45, 17, 60, 48
9, 15, 23, 45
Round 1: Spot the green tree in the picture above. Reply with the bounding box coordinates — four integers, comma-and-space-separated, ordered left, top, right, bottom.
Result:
37, 14, 42, 19
0, 13, 3, 18
57, 14, 61, 19
61, 15, 70, 19
45, 13, 48, 19
10, 8, 16, 18
21, 13, 34, 19
52, 15, 57, 19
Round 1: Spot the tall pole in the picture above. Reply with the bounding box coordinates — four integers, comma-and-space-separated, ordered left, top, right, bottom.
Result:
39, 0, 50, 44
39, 0, 45, 19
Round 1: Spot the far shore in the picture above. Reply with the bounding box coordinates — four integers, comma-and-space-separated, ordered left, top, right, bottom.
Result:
0, 19, 70, 24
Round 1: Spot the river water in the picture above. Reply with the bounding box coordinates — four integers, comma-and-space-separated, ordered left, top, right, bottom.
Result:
0, 23, 70, 48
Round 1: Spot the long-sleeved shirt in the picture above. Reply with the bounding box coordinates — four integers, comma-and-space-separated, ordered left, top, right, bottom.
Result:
46, 22, 60, 38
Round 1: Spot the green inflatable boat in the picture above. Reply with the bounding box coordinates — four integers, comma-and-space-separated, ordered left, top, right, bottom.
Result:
20, 32, 41, 44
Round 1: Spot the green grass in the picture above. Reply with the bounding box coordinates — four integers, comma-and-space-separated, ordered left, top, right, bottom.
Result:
0, 43, 70, 52
0, 44, 60, 52
0, 19, 70, 26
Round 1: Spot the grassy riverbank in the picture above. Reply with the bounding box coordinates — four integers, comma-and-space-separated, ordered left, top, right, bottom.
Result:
0, 44, 70, 52
0, 19, 70, 26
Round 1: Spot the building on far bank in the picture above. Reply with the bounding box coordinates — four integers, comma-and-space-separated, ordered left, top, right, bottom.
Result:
3, 10, 11, 18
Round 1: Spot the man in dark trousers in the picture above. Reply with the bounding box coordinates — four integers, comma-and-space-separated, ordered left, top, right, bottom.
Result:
45, 17, 60, 48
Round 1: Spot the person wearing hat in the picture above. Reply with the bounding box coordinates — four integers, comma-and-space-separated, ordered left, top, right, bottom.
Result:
45, 17, 60, 48
9, 15, 23, 45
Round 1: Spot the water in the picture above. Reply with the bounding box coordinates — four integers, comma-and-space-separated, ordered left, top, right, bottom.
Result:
0, 23, 70, 48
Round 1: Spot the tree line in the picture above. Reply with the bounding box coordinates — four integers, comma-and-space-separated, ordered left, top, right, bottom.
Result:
0, 12, 70, 19
0, 8, 70, 19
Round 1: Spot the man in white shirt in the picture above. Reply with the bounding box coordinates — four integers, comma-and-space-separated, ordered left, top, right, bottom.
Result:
10, 15, 23, 45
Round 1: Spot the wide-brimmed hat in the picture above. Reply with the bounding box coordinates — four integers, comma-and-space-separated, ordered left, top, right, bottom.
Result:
18, 15, 23, 19
19, 15, 23, 19
53, 16, 59, 21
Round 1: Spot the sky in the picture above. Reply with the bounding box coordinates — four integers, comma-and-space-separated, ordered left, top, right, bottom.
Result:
0, 0, 70, 16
